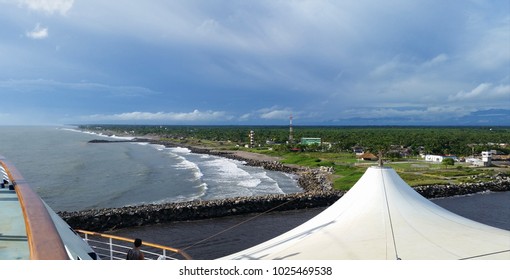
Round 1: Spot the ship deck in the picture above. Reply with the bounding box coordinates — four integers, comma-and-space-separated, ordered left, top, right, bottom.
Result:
0, 168, 30, 260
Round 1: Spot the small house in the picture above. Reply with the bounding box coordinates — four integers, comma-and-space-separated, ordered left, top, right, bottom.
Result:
357, 152, 379, 161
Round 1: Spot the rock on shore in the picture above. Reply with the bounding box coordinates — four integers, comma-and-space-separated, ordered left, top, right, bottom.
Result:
59, 191, 343, 232
414, 173, 510, 198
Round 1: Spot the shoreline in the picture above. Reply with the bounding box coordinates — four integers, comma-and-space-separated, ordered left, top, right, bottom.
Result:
91, 136, 334, 192
58, 136, 510, 232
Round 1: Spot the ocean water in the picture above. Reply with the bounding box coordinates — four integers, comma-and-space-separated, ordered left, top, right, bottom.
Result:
0, 126, 301, 212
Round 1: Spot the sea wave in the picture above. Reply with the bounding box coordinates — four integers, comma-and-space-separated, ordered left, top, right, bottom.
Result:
238, 178, 262, 188
197, 157, 286, 197
151, 182, 208, 204
163, 150, 205, 182
203, 158, 251, 178
169, 147, 192, 154
64, 127, 135, 140
252, 170, 283, 194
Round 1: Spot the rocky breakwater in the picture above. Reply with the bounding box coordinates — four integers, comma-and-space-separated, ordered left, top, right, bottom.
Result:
414, 173, 510, 198
59, 191, 343, 232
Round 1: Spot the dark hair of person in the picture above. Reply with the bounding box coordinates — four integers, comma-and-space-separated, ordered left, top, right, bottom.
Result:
134, 238, 142, 247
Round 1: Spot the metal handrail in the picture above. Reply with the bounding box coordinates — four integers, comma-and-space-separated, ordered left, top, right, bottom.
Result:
76, 229, 192, 260
0, 156, 70, 260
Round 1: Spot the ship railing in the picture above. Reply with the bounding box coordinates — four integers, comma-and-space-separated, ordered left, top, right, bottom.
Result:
76, 229, 192, 260
1, 156, 70, 260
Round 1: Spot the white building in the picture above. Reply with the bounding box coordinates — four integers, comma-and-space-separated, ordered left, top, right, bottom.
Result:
465, 151, 492, 167
466, 157, 482, 166
482, 151, 492, 166
424, 154, 458, 163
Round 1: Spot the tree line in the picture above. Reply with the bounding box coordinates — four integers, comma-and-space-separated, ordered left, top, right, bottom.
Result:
79, 125, 510, 157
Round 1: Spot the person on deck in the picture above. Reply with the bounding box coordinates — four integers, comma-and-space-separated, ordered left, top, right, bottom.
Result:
126, 238, 145, 260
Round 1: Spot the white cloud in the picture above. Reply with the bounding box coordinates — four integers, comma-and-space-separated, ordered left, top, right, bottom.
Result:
0, 79, 158, 98
449, 83, 491, 101
422, 54, 449, 67
0, 113, 12, 119
18, 0, 73, 15
370, 53, 449, 79
86, 110, 230, 122
239, 113, 252, 120
26, 23, 48, 39
448, 83, 510, 101
259, 107, 293, 120
196, 18, 220, 34
465, 16, 510, 70
494, 84, 510, 95
341, 105, 474, 121
370, 59, 403, 78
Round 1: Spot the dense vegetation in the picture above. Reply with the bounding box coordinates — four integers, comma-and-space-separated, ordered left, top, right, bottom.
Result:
79, 124, 510, 157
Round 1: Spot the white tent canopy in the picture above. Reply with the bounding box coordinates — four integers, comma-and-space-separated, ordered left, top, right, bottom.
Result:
221, 166, 510, 260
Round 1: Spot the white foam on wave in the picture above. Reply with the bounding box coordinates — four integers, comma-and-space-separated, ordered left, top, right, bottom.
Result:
147, 143, 165, 150
169, 147, 191, 154
168, 152, 204, 181
59, 127, 81, 133
63, 127, 135, 140
199, 157, 287, 197
61, 127, 101, 137
136, 141, 206, 183
252, 170, 283, 193
109, 135, 135, 140
151, 182, 208, 204
204, 158, 252, 179
135, 142, 205, 183
238, 178, 262, 188
174, 154, 199, 169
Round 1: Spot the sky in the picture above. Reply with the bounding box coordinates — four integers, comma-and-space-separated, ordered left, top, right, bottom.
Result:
0, 0, 509, 126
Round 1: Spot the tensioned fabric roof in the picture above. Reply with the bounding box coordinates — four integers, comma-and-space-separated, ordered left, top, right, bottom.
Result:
221, 166, 510, 260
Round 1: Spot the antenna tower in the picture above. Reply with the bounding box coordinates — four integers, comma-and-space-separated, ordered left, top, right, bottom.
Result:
289, 114, 294, 144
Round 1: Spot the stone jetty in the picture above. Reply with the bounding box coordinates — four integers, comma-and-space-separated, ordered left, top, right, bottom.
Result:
59, 138, 510, 232
414, 173, 510, 198
59, 191, 343, 232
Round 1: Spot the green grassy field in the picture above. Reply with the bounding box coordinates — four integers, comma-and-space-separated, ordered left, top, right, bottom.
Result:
245, 149, 509, 190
